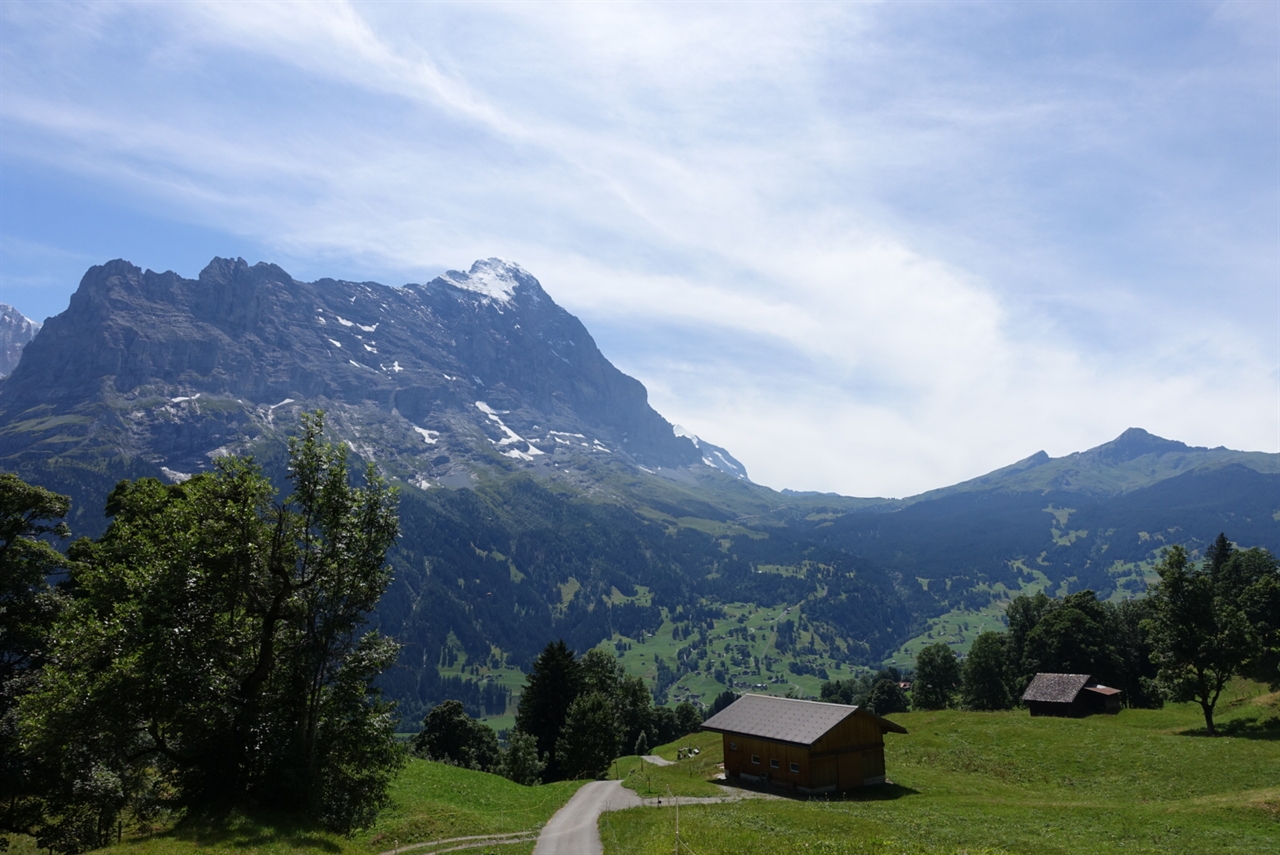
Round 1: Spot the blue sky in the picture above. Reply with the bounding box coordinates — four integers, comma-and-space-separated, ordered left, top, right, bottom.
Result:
1, 1, 1276, 496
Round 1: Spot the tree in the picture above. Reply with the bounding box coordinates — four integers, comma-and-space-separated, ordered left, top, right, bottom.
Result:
864, 678, 908, 715
819, 679, 856, 705
579, 648, 652, 752
1112, 597, 1163, 708
412, 700, 499, 771
961, 632, 1011, 711
1145, 541, 1279, 734
0, 475, 73, 849
706, 690, 738, 718
514, 640, 581, 781
496, 730, 545, 786
674, 701, 702, 737
17, 413, 403, 850
555, 693, 619, 780
912, 643, 961, 710
1004, 591, 1052, 693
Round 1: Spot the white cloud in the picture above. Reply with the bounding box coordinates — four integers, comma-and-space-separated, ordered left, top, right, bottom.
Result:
0, 0, 1275, 494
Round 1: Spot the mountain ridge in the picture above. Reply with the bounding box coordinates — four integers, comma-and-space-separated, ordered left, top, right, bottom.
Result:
0, 303, 40, 378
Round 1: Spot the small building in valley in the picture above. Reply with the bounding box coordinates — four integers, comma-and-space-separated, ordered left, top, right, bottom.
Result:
1022, 673, 1122, 717
701, 694, 908, 793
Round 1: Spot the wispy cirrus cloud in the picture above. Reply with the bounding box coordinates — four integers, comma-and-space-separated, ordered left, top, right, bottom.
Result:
1, 0, 1275, 495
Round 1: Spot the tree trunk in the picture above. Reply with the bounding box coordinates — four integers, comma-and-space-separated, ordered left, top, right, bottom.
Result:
1200, 698, 1216, 736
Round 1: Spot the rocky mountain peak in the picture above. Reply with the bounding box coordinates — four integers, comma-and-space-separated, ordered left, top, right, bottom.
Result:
0, 304, 41, 378
0, 257, 731, 500
1086, 427, 1195, 464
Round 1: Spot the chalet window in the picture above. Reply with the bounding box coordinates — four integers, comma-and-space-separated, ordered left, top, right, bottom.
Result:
770, 759, 779, 769
751, 754, 760, 764
729, 741, 737, 751
790, 763, 800, 773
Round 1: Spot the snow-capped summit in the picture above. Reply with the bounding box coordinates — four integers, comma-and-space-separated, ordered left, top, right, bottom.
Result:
439, 258, 532, 303
0, 303, 40, 378
673, 424, 750, 480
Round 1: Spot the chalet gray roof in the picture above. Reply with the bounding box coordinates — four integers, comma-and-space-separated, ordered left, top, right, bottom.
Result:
1022, 673, 1092, 703
700, 694, 907, 746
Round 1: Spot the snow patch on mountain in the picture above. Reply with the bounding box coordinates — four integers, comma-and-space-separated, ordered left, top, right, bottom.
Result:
476, 401, 544, 457
672, 424, 750, 480
440, 258, 528, 303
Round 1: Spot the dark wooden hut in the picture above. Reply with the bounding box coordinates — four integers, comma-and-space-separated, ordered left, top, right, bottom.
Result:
1021, 673, 1122, 717
701, 694, 907, 793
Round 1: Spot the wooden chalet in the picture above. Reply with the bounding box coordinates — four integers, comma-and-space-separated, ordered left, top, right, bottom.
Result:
701, 694, 907, 793
1021, 673, 1122, 717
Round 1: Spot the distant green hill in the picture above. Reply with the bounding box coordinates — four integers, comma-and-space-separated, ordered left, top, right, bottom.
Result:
909, 427, 1280, 501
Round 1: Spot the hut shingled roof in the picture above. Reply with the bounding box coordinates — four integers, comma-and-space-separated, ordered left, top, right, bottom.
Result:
700, 693, 907, 747
1021, 673, 1092, 703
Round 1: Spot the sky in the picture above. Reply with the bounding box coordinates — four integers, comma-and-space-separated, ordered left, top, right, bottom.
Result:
1, 1, 1276, 498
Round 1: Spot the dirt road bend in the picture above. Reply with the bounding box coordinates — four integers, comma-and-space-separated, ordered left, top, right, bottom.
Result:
532, 780, 642, 855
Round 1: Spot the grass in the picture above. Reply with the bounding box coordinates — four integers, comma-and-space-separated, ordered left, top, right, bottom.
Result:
5, 759, 585, 855
611, 731, 726, 798
602, 680, 1280, 855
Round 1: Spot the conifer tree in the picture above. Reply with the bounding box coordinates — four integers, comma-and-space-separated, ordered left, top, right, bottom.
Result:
514, 640, 581, 780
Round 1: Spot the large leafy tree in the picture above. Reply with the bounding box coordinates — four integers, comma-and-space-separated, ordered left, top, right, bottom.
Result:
412, 700, 499, 771
17, 413, 402, 850
555, 693, 619, 780
0, 475, 73, 849
1143, 543, 1255, 735
496, 729, 545, 786
912, 642, 961, 711
961, 632, 1011, 711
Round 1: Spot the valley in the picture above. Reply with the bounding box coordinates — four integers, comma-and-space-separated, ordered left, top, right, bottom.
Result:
1, 258, 1277, 729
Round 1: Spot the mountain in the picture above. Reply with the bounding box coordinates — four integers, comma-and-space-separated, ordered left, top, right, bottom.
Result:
1, 256, 1276, 722
909, 427, 1279, 502
0, 257, 763, 531
0, 303, 40, 377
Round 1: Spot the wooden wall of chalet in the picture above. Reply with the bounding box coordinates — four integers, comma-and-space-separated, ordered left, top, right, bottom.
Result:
1026, 699, 1085, 717
720, 709, 890, 792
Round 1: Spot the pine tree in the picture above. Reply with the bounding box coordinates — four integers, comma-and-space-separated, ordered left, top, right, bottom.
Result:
514, 640, 582, 780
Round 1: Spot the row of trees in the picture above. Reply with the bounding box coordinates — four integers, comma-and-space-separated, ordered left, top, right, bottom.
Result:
414, 641, 704, 784
909, 536, 1279, 734
0, 414, 405, 853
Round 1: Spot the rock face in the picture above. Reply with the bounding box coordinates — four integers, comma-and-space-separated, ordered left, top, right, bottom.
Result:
0, 257, 744, 511
0, 303, 40, 378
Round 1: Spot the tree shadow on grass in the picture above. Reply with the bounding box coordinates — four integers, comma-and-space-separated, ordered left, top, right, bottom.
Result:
1176, 714, 1280, 741
145, 807, 343, 853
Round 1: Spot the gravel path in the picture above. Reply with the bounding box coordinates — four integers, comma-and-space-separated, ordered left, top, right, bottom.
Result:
377, 831, 536, 855
532, 780, 642, 855
641, 754, 674, 767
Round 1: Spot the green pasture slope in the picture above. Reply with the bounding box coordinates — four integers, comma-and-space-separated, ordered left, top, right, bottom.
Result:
8, 761, 585, 855
603, 681, 1280, 855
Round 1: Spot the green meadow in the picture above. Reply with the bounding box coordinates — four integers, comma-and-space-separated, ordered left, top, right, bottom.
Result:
602, 680, 1280, 855
8, 760, 586, 855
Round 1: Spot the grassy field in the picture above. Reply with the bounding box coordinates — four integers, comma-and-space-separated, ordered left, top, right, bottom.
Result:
611, 731, 727, 798
7, 759, 585, 855
602, 680, 1280, 855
